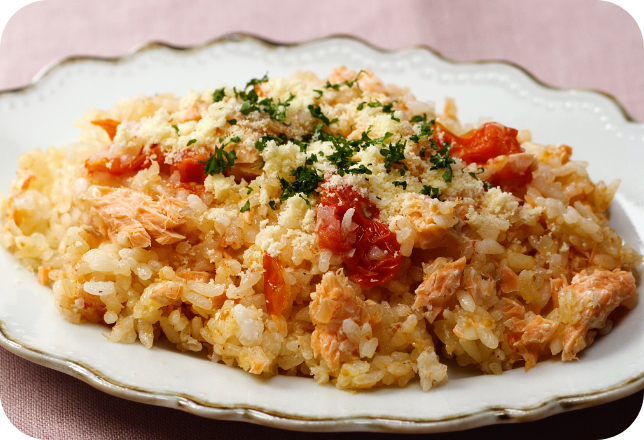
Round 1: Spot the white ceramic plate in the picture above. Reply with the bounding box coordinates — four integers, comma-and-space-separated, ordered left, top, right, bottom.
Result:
0, 34, 643, 433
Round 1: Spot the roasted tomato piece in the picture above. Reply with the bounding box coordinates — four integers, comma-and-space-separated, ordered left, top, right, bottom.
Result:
85, 145, 165, 176
486, 154, 536, 194
263, 253, 292, 316
342, 219, 402, 287
437, 122, 522, 164
91, 119, 120, 141
318, 183, 401, 287
170, 151, 210, 184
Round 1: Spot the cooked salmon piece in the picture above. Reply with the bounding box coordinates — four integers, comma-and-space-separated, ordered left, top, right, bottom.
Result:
560, 269, 636, 361
413, 257, 466, 322
498, 266, 519, 294
310, 271, 366, 371
90, 187, 187, 248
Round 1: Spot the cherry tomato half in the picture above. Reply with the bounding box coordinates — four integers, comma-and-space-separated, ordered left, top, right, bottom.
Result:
437, 122, 522, 165
170, 151, 209, 184
318, 183, 401, 287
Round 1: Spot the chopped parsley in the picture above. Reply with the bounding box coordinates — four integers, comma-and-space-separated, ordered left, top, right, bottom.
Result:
235, 74, 294, 122
235, 74, 269, 97
468, 167, 485, 180
342, 127, 393, 151
305, 153, 319, 166
325, 70, 365, 91
326, 138, 372, 176
219, 135, 241, 147
262, 94, 296, 121
240, 200, 251, 213
172, 125, 180, 136
227, 119, 237, 126
368, 131, 394, 147
308, 104, 338, 125
393, 181, 407, 190
313, 89, 323, 99
468, 168, 494, 190
292, 139, 309, 153
410, 120, 436, 143
380, 139, 409, 175
203, 139, 239, 175
429, 143, 456, 182
269, 200, 278, 210
245, 186, 253, 195
239, 100, 253, 114
357, 99, 399, 121
212, 87, 226, 103
411, 113, 427, 123
420, 185, 441, 198
187, 139, 197, 146
303, 122, 334, 143
357, 100, 382, 111
254, 135, 285, 152
279, 163, 324, 203
251, 159, 265, 170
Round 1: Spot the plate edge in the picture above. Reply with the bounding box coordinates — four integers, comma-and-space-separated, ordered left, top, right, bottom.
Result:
0, 32, 641, 125
2, 320, 644, 433
1, 33, 644, 432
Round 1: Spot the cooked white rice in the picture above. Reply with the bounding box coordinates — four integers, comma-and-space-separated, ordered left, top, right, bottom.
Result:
1, 67, 641, 392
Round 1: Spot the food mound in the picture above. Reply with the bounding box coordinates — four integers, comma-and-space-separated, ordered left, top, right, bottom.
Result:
1, 67, 641, 392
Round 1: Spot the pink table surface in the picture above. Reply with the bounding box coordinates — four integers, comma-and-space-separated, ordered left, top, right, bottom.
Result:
0, 0, 643, 439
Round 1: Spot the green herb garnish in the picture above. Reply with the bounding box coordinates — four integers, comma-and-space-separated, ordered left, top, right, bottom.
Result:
420, 185, 441, 198
187, 139, 197, 146
240, 200, 251, 213
246, 186, 253, 195
468, 168, 494, 190
235, 74, 294, 122
326, 139, 372, 176
357, 99, 399, 121
254, 135, 286, 152
429, 143, 455, 183
308, 104, 338, 125
380, 139, 408, 175
279, 163, 324, 202
203, 144, 238, 175
212, 87, 226, 103
393, 181, 407, 190
269, 200, 278, 210
172, 125, 180, 136
325, 70, 365, 91
217, 135, 241, 147
410, 121, 435, 143
227, 119, 237, 126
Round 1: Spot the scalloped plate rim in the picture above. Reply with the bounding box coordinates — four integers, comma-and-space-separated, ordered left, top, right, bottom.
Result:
0, 33, 643, 433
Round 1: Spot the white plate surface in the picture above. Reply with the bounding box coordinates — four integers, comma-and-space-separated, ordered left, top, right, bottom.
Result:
0, 35, 643, 433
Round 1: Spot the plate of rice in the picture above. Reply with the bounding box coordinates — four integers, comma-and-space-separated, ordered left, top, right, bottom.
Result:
0, 35, 643, 433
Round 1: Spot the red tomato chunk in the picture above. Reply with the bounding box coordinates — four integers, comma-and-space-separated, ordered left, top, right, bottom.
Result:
439, 122, 522, 164
436, 122, 533, 193
170, 151, 209, 185
317, 183, 401, 287
263, 253, 291, 316
85, 145, 165, 176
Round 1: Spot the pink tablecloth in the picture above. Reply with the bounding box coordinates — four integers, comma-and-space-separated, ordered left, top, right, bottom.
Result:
0, 1, 643, 439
